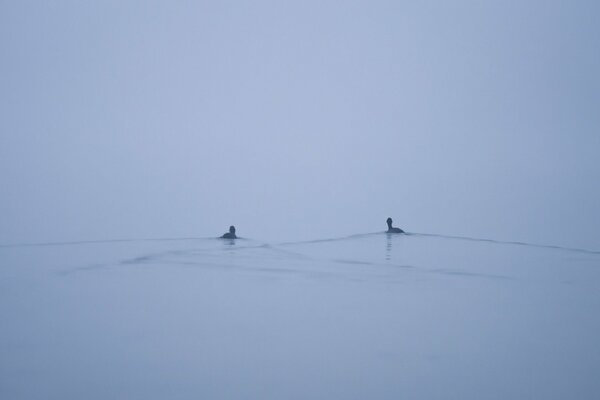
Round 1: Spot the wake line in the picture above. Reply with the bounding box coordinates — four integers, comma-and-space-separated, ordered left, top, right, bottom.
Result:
277, 232, 380, 246
1, 232, 598, 256
0, 237, 206, 249
278, 231, 600, 255
410, 232, 600, 255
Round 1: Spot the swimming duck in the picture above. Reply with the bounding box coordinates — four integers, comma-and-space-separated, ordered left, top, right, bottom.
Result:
221, 225, 237, 239
386, 218, 404, 233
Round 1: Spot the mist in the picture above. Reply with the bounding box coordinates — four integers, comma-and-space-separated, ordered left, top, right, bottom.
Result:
2, 1, 599, 248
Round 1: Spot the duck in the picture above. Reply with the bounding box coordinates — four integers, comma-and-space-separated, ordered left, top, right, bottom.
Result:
386, 217, 404, 233
221, 225, 237, 239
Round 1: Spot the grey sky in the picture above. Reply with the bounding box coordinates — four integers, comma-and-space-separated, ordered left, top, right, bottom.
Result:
1, 1, 599, 248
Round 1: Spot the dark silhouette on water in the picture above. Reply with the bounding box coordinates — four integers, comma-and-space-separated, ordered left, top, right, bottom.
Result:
221, 226, 237, 239
386, 217, 404, 234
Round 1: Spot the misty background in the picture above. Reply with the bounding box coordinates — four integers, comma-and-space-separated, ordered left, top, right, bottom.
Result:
1, 1, 599, 248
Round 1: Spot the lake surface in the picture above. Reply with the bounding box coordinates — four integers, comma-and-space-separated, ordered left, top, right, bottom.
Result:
1, 232, 599, 399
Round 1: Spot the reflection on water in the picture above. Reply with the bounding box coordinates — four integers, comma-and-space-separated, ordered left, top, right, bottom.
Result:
222, 238, 236, 246
386, 233, 392, 261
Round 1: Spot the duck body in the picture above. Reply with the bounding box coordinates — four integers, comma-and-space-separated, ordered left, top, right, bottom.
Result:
220, 225, 237, 239
386, 217, 404, 234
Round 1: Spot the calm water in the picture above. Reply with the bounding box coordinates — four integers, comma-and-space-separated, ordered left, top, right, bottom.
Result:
1, 233, 599, 399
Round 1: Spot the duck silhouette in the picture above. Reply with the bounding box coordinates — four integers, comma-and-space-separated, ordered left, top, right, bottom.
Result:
386, 218, 404, 234
221, 225, 237, 239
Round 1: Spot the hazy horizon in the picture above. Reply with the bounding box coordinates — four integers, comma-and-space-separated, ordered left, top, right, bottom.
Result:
2, 1, 599, 249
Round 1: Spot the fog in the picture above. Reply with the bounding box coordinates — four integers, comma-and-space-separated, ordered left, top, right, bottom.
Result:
2, 3, 600, 398
1, 1, 599, 248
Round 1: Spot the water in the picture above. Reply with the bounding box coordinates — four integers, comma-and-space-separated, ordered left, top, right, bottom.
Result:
1, 233, 599, 399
